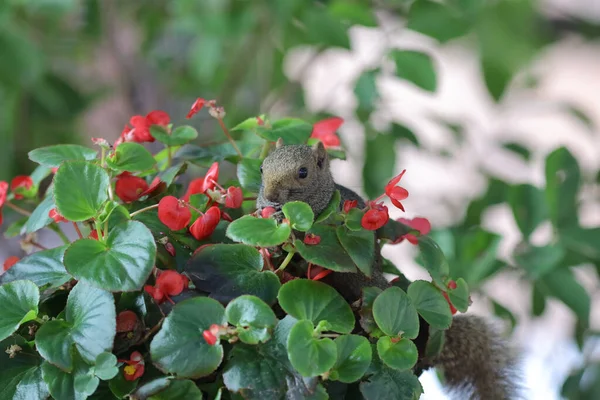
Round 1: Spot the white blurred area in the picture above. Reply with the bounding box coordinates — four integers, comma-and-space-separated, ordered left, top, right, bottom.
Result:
283, 1, 600, 398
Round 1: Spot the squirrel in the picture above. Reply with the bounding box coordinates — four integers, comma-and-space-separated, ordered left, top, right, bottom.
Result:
257, 139, 521, 400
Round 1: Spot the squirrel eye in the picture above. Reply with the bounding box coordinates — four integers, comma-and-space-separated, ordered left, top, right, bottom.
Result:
298, 167, 308, 179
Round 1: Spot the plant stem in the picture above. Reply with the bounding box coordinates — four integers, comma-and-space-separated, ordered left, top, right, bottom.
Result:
5, 201, 32, 216
259, 141, 270, 159
129, 204, 159, 218
72, 222, 83, 239
31, 241, 47, 250
275, 250, 295, 273
217, 118, 243, 157
167, 146, 172, 168
95, 221, 103, 242
320, 333, 340, 338
107, 180, 114, 202
54, 226, 70, 244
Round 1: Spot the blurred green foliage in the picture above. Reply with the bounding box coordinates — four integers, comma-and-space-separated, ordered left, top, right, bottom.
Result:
1, 0, 600, 397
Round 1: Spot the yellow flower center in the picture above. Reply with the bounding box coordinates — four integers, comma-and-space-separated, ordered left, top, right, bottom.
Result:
124, 365, 137, 376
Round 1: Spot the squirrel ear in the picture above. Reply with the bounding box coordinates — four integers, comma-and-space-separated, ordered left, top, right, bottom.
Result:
275, 138, 284, 148
312, 141, 327, 169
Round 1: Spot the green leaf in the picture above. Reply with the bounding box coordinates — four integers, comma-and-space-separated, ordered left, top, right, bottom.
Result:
391, 123, 420, 147
329, 0, 378, 27
131, 377, 171, 399
226, 215, 291, 247
287, 320, 337, 377
425, 328, 445, 359
150, 297, 226, 378
22, 194, 55, 234
0, 246, 70, 288
94, 352, 118, 381
12, 365, 49, 400
330, 335, 372, 383
407, 0, 470, 42
515, 245, 565, 279
416, 236, 450, 286
28, 144, 98, 168
301, 8, 351, 49
354, 69, 379, 118
537, 268, 590, 323
64, 220, 155, 292
407, 280, 452, 329
359, 350, 423, 400
237, 158, 262, 192
231, 115, 266, 131
53, 160, 109, 222
36, 282, 115, 371
0, 280, 39, 341
256, 118, 313, 145
508, 184, 547, 239
560, 227, 600, 262
225, 295, 277, 345
41, 353, 96, 400
363, 133, 395, 199
447, 278, 469, 313
336, 226, 375, 277
503, 142, 530, 160
149, 380, 203, 400
0, 336, 47, 400
187, 244, 281, 305
4, 217, 27, 238
108, 371, 138, 398
315, 190, 341, 223
278, 279, 355, 334
377, 337, 418, 371
282, 201, 314, 232
294, 224, 357, 273
545, 147, 581, 229
391, 50, 437, 92
170, 126, 199, 146
345, 207, 364, 231
372, 287, 419, 339
159, 162, 187, 186
106, 142, 156, 172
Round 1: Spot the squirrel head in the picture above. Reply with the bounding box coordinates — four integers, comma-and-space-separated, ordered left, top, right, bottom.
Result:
260, 139, 335, 216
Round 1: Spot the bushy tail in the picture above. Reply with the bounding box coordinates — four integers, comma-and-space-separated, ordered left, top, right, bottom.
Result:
433, 315, 522, 400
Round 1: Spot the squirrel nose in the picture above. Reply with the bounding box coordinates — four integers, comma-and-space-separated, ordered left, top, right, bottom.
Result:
264, 188, 279, 203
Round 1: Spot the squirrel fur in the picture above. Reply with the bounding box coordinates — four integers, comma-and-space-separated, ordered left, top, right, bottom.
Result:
257, 140, 521, 400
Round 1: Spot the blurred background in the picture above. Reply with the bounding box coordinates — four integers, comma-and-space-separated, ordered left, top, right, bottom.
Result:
1, 0, 599, 398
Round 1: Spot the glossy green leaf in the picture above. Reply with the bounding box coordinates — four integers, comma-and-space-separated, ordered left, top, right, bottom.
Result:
150, 297, 227, 378
377, 337, 418, 371
35, 282, 115, 371
151, 125, 198, 146
336, 226, 375, 277
41, 354, 96, 400
359, 350, 423, 400
64, 220, 156, 291
187, 244, 281, 305
391, 50, 437, 92
0, 246, 70, 288
256, 118, 312, 145
314, 190, 341, 223
372, 287, 419, 339
148, 380, 203, 400
295, 224, 357, 273
231, 115, 267, 131
330, 335, 372, 383
345, 207, 364, 231
282, 201, 314, 232
94, 352, 118, 381
0, 336, 47, 400
28, 144, 97, 168
237, 157, 262, 192
226, 215, 291, 247
225, 295, 277, 345
53, 160, 109, 221
287, 320, 337, 377
447, 278, 469, 313
0, 280, 39, 341
416, 236, 450, 286
278, 279, 354, 334
106, 142, 156, 172
407, 280, 452, 329
508, 184, 547, 239
22, 194, 55, 234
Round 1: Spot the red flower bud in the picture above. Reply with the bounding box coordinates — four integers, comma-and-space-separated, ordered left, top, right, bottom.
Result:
201, 163, 219, 193
225, 186, 243, 209
261, 207, 276, 218
116, 310, 138, 332
256, 116, 265, 126
448, 280, 457, 290
3, 256, 19, 272
48, 208, 67, 223
0, 181, 8, 208
164, 242, 176, 257
158, 196, 191, 231
361, 205, 389, 230
203, 330, 218, 346
186, 98, 206, 119
343, 200, 358, 213
303, 233, 321, 245
10, 176, 33, 200
88, 231, 99, 240
189, 206, 221, 241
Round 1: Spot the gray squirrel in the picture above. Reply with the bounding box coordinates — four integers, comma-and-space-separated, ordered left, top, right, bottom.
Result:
257, 139, 521, 400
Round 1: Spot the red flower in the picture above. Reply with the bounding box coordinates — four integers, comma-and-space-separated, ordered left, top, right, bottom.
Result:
203, 330, 218, 346
116, 310, 139, 332
201, 162, 219, 193
48, 208, 67, 223
186, 98, 206, 119
385, 170, 409, 211
3, 256, 19, 272
0, 181, 7, 226
311, 117, 343, 148
225, 186, 243, 209
158, 196, 191, 231
343, 200, 358, 213
115, 173, 149, 203
11, 176, 33, 200
182, 177, 205, 202
129, 110, 170, 143
189, 206, 221, 241
88, 231, 99, 240
256, 116, 265, 126
307, 264, 333, 281
261, 207, 276, 218
303, 233, 321, 245
122, 351, 145, 381
361, 202, 389, 230
396, 217, 431, 245
144, 270, 189, 304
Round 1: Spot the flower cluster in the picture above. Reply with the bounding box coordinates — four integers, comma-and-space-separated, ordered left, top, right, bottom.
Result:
144, 270, 189, 304
311, 117, 343, 148
360, 170, 409, 231
115, 110, 170, 146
